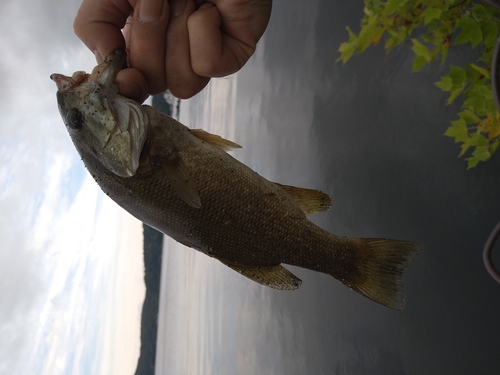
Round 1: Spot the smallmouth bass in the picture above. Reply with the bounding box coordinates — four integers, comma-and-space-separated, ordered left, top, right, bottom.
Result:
51, 50, 422, 310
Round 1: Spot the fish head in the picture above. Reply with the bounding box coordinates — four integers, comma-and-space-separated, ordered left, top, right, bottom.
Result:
51, 49, 149, 177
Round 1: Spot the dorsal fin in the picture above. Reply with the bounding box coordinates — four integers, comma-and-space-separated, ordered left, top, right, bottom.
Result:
217, 258, 302, 290
190, 129, 242, 151
274, 182, 334, 216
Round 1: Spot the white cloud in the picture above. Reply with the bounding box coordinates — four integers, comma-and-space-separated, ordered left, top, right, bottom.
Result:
0, 0, 144, 374
3, 174, 144, 375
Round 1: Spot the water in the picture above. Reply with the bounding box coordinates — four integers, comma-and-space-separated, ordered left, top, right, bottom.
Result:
155, 1, 500, 374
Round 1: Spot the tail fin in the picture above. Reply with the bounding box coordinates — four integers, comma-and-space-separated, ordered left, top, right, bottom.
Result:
349, 238, 423, 310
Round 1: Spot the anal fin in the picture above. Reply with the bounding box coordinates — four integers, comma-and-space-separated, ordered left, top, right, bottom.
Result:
218, 258, 302, 290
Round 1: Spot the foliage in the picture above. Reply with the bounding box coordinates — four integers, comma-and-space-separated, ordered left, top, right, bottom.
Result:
338, 0, 500, 168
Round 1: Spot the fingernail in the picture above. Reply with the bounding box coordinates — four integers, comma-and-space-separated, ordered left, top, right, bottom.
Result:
94, 50, 103, 64
139, 0, 164, 23
170, 0, 188, 17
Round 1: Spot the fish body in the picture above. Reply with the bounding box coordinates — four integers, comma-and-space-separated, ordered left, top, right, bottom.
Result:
51, 50, 422, 310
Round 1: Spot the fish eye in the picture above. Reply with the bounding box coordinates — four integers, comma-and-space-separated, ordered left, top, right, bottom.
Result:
65, 109, 83, 131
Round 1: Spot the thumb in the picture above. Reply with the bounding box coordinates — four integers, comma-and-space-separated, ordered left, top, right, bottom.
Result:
73, 0, 132, 60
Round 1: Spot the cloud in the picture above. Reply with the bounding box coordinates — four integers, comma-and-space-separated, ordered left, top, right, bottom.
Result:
0, 0, 146, 372
0, 0, 143, 373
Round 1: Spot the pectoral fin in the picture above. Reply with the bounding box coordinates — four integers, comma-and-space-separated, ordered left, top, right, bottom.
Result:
274, 182, 334, 216
190, 129, 242, 152
218, 258, 302, 290
161, 158, 201, 208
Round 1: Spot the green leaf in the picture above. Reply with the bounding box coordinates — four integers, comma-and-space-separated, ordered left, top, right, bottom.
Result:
481, 22, 500, 50
467, 156, 481, 169
357, 16, 379, 53
467, 145, 491, 168
467, 159, 478, 169
472, 3, 489, 21
455, 17, 483, 47
412, 55, 428, 72
449, 66, 467, 85
440, 43, 449, 63
444, 66, 467, 103
464, 83, 494, 114
337, 27, 358, 64
385, 35, 399, 51
448, 88, 465, 104
411, 39, 433, 71
471, 132, 490, 148
435, 75, 453, 91
459, 141, 472, 157
386, 28, 408, 51
460, 108, 481, 124
411, 39, 432, 61
491, 139, 500, 155
385, 0, 409, 15
422, 8, 442, 25
469, 63, 490, 79
445, 118, 468, 142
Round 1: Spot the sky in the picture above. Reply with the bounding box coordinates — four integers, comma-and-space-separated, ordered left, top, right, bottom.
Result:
0, 1, 146, 374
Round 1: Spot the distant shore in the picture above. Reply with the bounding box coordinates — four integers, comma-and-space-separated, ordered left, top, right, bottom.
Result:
134, 224, 163, 375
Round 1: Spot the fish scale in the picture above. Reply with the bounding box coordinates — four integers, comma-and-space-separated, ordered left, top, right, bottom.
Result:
51, 49, 422, 310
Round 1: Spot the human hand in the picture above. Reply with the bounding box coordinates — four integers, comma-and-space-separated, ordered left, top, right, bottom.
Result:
73, 0, 272, 102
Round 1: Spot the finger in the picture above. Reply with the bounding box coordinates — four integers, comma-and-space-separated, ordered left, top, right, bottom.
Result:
126, 0, 170, 95
74, 0, 133, 60
187, 0, 271, 78
116, 68, 150, 103
187, 3, 254, 77
164, 0, 210, 98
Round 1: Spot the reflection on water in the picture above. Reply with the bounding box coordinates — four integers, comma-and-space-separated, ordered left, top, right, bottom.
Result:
155, 238, 309, 375
155, 0, 500, 374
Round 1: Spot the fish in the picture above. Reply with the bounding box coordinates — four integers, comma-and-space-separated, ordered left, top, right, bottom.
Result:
51, 49, 422, 310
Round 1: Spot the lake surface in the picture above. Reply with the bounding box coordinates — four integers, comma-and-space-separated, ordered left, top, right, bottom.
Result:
155, 1, 500, 374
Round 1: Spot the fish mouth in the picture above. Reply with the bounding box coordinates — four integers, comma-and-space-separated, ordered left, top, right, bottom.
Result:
50, 49, 127, 92
89, 49, 127, 87
50, 71, 89, 92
